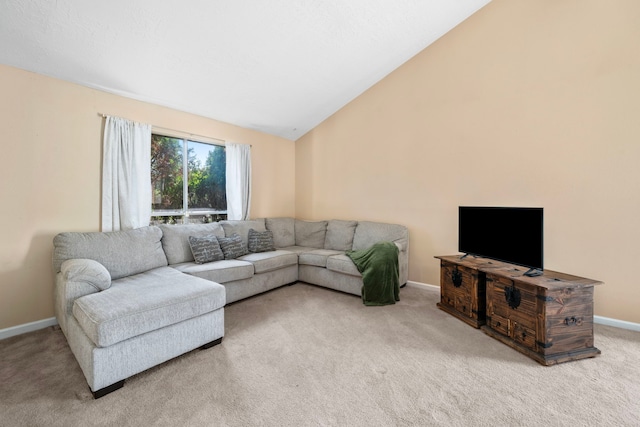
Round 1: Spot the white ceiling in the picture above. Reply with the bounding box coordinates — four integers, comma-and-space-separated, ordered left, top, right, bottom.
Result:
0, 0, 490, 140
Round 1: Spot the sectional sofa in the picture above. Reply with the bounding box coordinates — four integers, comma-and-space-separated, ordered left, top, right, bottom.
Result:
52, 217, 409, 398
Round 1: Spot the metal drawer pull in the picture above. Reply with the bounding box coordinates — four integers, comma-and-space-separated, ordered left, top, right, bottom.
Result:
564, 316, 583, 326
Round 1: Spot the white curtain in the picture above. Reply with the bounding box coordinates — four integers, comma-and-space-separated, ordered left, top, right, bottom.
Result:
225, 142, 252, 220
101, 116, 152, 231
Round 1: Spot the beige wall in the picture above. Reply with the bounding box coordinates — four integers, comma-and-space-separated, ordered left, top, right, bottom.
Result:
0, 64, 295, 329
296, 0, 640, 323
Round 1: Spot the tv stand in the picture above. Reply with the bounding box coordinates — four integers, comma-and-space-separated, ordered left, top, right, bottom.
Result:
435, 255, 603, 365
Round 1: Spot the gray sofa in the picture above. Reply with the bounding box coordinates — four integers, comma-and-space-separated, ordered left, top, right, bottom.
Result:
164, 218, 409, 303
52, 217, 408, 398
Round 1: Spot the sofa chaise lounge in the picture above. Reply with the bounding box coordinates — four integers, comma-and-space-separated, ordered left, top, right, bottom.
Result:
52, 217, 408, 398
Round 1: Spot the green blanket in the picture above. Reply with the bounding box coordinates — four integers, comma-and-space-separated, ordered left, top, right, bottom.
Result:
346, 241, 400, 306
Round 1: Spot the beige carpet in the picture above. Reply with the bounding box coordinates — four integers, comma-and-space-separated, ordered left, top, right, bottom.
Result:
1, 283, 639, 426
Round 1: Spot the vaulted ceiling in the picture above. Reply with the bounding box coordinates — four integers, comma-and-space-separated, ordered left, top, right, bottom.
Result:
0, 0, 491, 140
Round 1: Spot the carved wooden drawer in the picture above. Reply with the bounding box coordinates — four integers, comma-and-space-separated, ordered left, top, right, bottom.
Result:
487, 311, 537, 351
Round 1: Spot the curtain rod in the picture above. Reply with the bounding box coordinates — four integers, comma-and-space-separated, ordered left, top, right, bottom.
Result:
98, 112, 231, 145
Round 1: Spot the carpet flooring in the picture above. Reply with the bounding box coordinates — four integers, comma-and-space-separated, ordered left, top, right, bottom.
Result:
1, 283, 639, 426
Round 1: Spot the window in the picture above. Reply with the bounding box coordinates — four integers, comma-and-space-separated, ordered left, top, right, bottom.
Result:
151, 133, 227, 224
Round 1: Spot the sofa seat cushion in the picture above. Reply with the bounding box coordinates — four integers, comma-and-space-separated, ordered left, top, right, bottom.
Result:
172, 260, 254, 284
299, 249, 344, 267
72, 267, 225, 348
238, 250, 299, 274
326, 254, 362, 277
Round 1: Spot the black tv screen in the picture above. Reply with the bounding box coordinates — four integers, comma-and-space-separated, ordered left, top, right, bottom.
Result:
458, 206, 543, 270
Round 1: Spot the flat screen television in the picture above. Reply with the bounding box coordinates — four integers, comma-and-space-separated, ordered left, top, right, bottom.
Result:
458, 206, 544, 275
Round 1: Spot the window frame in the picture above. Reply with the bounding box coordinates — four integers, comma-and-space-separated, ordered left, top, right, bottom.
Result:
150, 129, 227, 221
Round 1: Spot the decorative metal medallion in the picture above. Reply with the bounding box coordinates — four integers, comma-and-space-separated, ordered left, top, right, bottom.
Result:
504, 283, 521, 309
452, 268, 463, 288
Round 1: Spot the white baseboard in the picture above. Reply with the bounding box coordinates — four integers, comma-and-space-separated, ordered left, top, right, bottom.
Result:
0, 317, 58, 341
406, 281, 640, 332
594, 315, 640, 332
406, 280, 440, 292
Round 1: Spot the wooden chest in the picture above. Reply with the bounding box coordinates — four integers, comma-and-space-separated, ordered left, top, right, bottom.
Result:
435, 255, 602, 365
482, 267, 602, 365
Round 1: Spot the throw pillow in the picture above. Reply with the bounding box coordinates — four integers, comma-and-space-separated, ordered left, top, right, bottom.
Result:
220, 219, 266, 247
188, 235, 224, 264
217, 233, 249, 259
248, 228, 275, 253
159, 223, 225, 264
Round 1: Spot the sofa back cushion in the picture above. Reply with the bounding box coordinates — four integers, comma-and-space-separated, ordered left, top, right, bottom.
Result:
220, 219, 266, 247
352, 221, 408, 251
324, 220, 357, 251
159, 223, 225, 265
53, 226, 168, 280
265, 217, 295, 248
295, 220, 328, 248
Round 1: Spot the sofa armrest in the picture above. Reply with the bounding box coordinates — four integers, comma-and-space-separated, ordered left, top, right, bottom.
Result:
61, 259, 112, 291
55, 259, 112, 327
393, 237, 409, 286
393, 237, 408, 253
